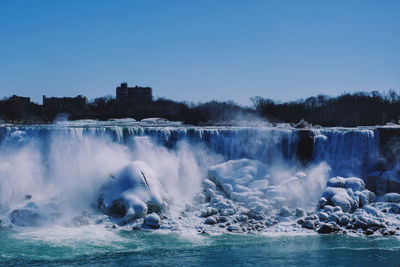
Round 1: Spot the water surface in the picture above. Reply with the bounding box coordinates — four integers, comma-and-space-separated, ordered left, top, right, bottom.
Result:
1, 229, 399, 266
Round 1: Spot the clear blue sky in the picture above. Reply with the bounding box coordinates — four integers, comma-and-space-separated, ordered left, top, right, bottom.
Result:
0, 0, 399, 105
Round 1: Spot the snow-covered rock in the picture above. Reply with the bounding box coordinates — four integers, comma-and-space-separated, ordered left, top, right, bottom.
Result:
322, 187, 355, 212
97, 161, 167, 221
295, 208, 305, 217
384, 193, 400, 203
207, 159, 269, 200
279, 206, 291, 217
143, 213, 161, 229
320, 177, 373, 212
204, 217, 217, 225
10, 207, 41, 227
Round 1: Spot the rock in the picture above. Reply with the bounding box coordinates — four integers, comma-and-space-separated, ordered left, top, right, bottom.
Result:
359, 190, 375, 207
380, 229, 396, 236
333, 206, 342, 213
317, 223, 333, 234
207, 159, 268, 199
227, 225, 241, 233
202, 179, 217, 191
204, 217, 217, 225
365, 229, 375, 235
338, 215, 350, 226
143, 213, 160, 229
328, 214, 339, 223
217, 216, 228, 223
354, 219, 368, 230
327, 177, 366, 192
303, 220, 315, 230
327, 177, 346, 188
98, 161, 166, 219
295, 208, 305, 217
366, 218, 384, 229
318, 212, 329, 221
319, 197, 328, 208
147, 201, 164, 214
10, 208, 41, 227
248, 212, 265, 220
363, 205, 381, 217
344, 178, 366, 192
389, 203, 400, 214
238, 215, 248, 222
265, 218, 278, 227
305, 215, 317, 221
322, 187, 355, 213
120, 213, 141, 225
384, 193, 400, 203
280, 206, 291, 217
323, 205, 334, 213
204, 189, 216, 201
220, 209, 235, 216
306, 211, 315, 216
201, 207, 219, 217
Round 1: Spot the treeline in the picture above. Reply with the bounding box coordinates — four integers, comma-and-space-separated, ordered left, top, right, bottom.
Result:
252, 90, 400, 127
2, 90, 400, 126
86, 97, 257, 125
0, 96, 256, 125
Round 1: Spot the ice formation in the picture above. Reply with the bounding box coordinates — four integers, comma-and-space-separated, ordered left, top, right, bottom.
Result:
0, 121, 399, 236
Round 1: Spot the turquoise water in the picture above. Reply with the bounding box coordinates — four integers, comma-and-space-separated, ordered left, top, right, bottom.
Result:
0, 228, 399, 266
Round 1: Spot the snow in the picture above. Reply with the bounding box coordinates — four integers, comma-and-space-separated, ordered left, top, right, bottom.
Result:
98, 161, 167, 221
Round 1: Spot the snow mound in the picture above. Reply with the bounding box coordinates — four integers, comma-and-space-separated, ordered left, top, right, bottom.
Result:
97, 161, 169, 224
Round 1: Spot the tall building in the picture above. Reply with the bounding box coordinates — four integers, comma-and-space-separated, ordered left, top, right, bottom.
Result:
116, 82, 152, 103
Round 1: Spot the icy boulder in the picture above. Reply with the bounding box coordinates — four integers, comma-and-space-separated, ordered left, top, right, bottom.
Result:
327, 177, 366, 192
10, 204, 41, 227
384, 193, 400, 203
320, 177, 375, 212
207, 159, 269, 200
97, 161, 168, 222
206, 159, 328, 211
8, 197, 62, 227
321, 187, 355, 212
142, 213, 161, 229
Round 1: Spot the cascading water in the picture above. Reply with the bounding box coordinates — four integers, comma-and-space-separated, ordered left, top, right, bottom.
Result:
0, 121, 398, 234
312, 128, 380, 177
0, 123, 382, 177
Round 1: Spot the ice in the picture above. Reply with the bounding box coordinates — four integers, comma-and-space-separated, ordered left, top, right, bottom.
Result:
0, 121, 399, 236
98, 161, 168, 223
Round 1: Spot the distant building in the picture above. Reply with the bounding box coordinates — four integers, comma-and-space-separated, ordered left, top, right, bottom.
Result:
43, 95, 87, 110
116, 82, 152, 103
